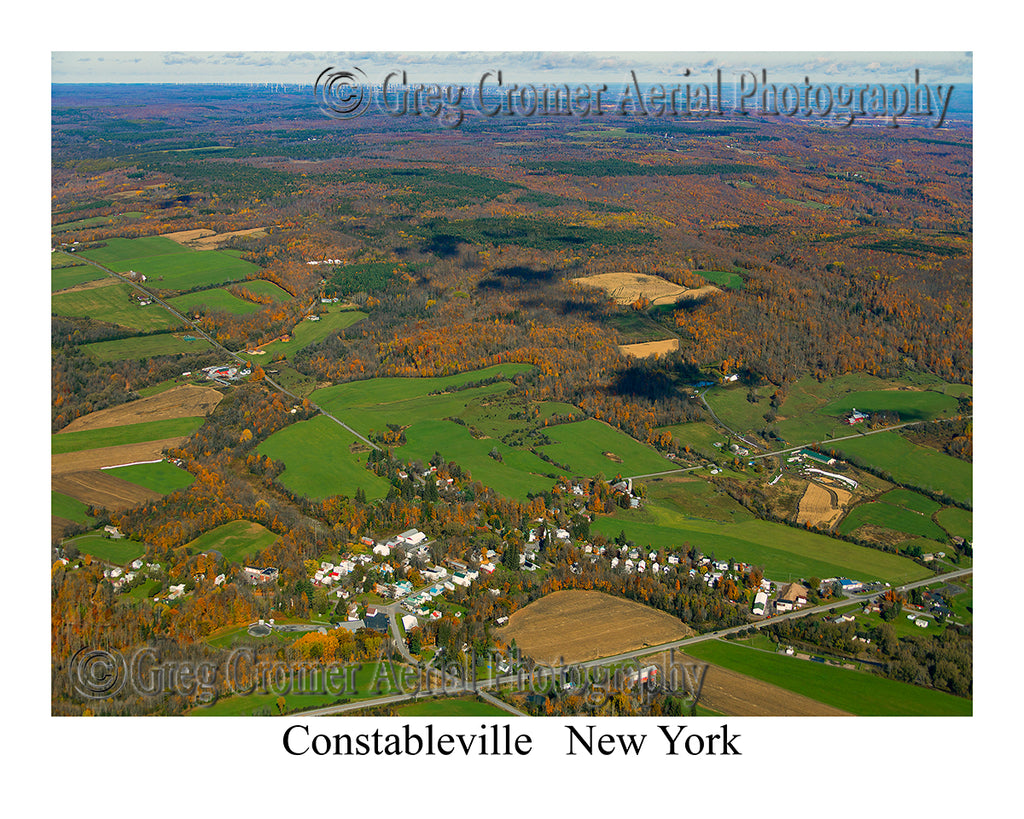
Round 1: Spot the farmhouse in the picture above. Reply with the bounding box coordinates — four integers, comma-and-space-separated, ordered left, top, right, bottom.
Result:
752, 591, 768, 616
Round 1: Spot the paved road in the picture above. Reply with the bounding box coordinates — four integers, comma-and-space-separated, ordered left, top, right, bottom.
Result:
60, 249, 380, 451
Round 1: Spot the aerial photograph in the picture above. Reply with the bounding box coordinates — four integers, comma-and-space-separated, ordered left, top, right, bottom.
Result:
50, 48, 975, 732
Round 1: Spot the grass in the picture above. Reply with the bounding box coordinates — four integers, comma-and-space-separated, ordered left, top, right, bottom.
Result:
183, 520, 279, 563
259, 308, 367, 360
239, 279, 293, 301
643, 477, 754, 524
257, 414, 391, 500
699, 269, 745, 289
684, 639, 970, 716
106, 461, 196, 494
81, 332, 216, 362
169, 288, 264, 316
834, 432, 972, 506
657, 421, 725, 459
594, 497, 929, 585
52, 280, 183, 331
936, 507, 972, 541
838, 501, 947, 541
822, 390, 960, 423
77, 237, 258, 292
537, 418, 671, 479
66, 532, 146, 564
52, 491, 93, 525
392, 696, 511, 717
879, 488, 941, 515
397, 419, 555, 499
52, 417, 205, 454
52, 262, 107, 292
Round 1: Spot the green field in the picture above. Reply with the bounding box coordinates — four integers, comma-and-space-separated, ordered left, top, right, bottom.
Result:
700, 269, 745, 289
169, 288, 264, 316
78, 237, 258, 291
259, 308, 368, 360
398, 419, 555, 498
878, 488, 941, 515
537, 418, 672, 479
52, 491, 93, 525
834, 432, 972, 506
257, 415, 391, 501
708, 372, 972, 444
684, 639, 970, 716
53, 215, 113, 232
52, 257, 107, 291
239, 279, 293, 301
65, 533, 146, 564
936, 507, 973, 541
77, 236, 190, 267
657, 421, 725, 459
106, 460, 196, 494
393, 696, 511, 716
82, 332, 216, 362
643, 478, 754, 524
183, 520, 279, 563
594, 497, 928, 584
52, 280, 183, 331
838, 501, 947, 541
52, 417, 205, 454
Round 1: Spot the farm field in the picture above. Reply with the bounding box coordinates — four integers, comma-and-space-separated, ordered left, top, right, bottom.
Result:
259, 307, 367, 359
690, 660, 849, 716
795, 482, 850, 529
684, 639, 971, 716
106, 460, 196, 494
878, 488, 941, 515
169, 288, 264, 316
64, 533, 147, 565
51, 470, 161, 510
60, 385, 223, 432
575, 271, 717, 305
52, 417, 205, 454
52, 439, 194, 475
52, 255, 106, 291
937, 507, 973, 541
838, 500, 947, 541
497, 590, 694, 664
594, 498, 929, 584
834, 432, 972, 506
78, 237, 259, 292
183, 520, 278, 564
699, 269, 745, 289
643, 477, 754, 524
238, 279, 292, 301
657, 421, 725, 459
52, 491, 92, 525
257, 415, 391, 501
537, 418, 671, 478
82, 332, 216, 362
398, 419, 554, 499
705, 372, 971, 444
618, 339, 679, 358
52, 280, 183, 331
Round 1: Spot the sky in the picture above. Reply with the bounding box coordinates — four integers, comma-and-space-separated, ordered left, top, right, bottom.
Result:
51, 50, 973, 86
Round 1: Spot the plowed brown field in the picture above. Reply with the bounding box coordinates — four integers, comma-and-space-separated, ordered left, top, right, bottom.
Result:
59, 385, 222, 433
498, 590, 693, 664
796, 481, 851, 529
575, 272, 718, 305
618, 339, 680, 358
51, 438, 189, 474
689, 660, 851, 716
52, 470, 160, 510
162, 227, 268, 249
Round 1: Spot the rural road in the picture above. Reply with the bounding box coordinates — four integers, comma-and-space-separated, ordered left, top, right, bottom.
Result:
59, 249, 380, 451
